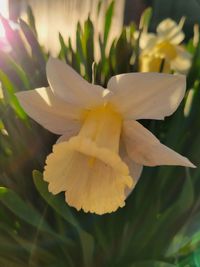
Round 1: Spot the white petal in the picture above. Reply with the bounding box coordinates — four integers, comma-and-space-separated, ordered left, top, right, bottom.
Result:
47, 58, 104, 108
120, 142, 143, 196
16, 87, 81, 135
139, 32, 157, 51
120, 142, 143, 183
56, 126, 80, 144
107, 72, 186, 120
124, 158, 143, 197
134, 31, 157, 51
123, 155, 143, 183
123, 120, 195, 168
171, 47, 192, 74
157, 18, 185, 45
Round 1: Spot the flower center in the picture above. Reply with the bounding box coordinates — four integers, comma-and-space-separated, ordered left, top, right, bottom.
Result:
80, 104, 123, 153
71, 104, 127, 173
154, 41, 177, 60
139, 54, 170, 73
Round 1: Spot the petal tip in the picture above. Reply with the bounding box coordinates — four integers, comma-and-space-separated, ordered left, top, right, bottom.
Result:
181, 156, 196, 168
186, 161, 197, 168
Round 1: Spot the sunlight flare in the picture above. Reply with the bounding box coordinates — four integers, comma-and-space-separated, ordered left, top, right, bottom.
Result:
0, 0, 9, 38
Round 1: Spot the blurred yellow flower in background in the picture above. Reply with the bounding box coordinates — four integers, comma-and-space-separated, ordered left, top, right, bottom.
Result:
139, 18, 192, 73
16, 58, 195, 215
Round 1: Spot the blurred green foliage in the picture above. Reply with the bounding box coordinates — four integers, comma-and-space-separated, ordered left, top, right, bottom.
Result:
0, 2, 200, 267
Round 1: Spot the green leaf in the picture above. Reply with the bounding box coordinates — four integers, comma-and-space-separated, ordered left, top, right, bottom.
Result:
130, 261, 176, 267
0, 70, 27, 120
0, 222, 57, 264
115, 29, 132, 73
0, 187, 51, 233
187, 38, 200, 88
33, 170, 94, 267
27, 5, 37, 37
103, 1, 115, 47
149, 174, 194, 254
19, 19, 46, 74
139, 7, 153, 31
0, 186, 73, 249
82, 17, 94, 81
0, 51, 30, 90
76, 22, 86, 72
33, 171, 79, 228
68, 38, 80, 73
58, 33, 70, 63
0, 258, 27, 267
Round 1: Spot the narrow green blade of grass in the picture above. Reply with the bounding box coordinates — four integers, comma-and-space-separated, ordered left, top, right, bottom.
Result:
27, 5, 37, 37
33, 170, 94, 267
103, 1, 115, 48
0, 70, 27, 120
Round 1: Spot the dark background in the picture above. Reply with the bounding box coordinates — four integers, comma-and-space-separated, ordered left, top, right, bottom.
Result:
124, 0, 200, 40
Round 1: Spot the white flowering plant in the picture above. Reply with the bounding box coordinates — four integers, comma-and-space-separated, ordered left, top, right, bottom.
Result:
0, 3, 199, 267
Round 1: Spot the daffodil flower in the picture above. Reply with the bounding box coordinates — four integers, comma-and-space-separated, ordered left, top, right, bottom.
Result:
139, 18, 192, 74
16, 58, 195, 215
